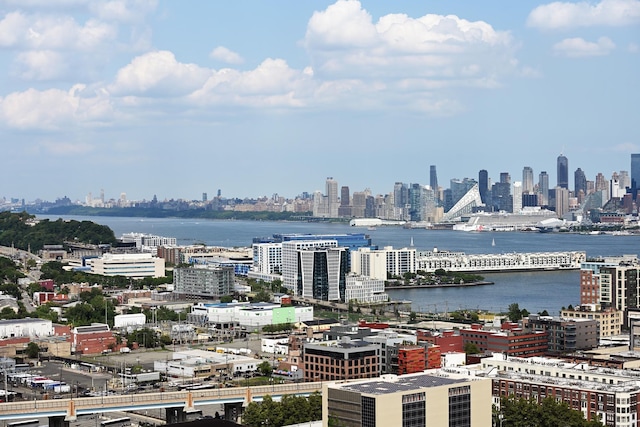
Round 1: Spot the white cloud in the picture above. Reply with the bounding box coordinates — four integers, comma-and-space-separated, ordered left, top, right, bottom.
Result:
613, 142, 640, 152
210, 46, 244, 65
109, 50, 212, 96
527, 0, 640, 30
0, 12, 117, 50
13, 50, 68, 80
0, 85, 114, 129
553, 36, 615, 57
303, 0, 516, 88
629, 42, 639, 52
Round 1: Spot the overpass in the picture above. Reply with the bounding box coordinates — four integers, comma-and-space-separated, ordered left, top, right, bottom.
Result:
0, 382, 322, 425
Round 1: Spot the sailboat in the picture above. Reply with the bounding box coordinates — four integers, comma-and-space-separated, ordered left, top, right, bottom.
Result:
491, 238, 495, 247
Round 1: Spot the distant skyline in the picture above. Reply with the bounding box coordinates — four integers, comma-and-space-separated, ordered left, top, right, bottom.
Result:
0, 0, 638, 202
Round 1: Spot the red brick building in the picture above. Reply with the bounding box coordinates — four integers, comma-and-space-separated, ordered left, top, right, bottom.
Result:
71, 324, 117, 355
426, 345, 441, 369
417, 330, 463, 353
460, 324, 548, 357
398, 346, 425, 375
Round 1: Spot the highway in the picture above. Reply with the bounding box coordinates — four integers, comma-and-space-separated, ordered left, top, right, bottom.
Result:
0, 382, 322, 421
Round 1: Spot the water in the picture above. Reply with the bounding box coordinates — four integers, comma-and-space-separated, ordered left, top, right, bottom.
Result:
40, 215, 640, 316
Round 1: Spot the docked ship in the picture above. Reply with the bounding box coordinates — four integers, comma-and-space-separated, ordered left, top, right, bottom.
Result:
416, 249, 586, 273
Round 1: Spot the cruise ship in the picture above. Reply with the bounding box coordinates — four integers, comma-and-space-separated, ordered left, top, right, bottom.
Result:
416, 249, 586, 273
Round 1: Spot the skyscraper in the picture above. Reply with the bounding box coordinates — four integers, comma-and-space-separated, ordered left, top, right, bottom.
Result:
326, 177, 339, 218
478, 169, 489, 204
430, 165, 439, 194
574, 168, 587, 200
539, 171, 549, 206
557, 154, 569, 189
632, 154, 640, 199
512, 181, 522, 213
522, 166, 534, 194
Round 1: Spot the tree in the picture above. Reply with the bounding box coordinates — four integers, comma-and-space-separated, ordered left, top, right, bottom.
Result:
258, 360, 273, 377
253, 288, 271, 303
464, 342, 480, 354
507, 303, 525, 322
498, 396, 604, 427
409, 311, 417, 323
26, 342, 40, 359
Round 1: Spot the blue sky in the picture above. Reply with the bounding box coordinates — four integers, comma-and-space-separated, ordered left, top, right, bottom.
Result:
0, 0, 638, 202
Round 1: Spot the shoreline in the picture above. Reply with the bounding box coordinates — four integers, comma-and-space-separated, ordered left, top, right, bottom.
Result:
385, 281, 494, 290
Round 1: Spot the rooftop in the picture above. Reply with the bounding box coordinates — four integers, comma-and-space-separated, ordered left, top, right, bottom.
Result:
340, 373, 466, 395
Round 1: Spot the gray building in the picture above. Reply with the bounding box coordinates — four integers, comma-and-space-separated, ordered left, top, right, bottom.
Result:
173, 265, 234, 298
524, 314, 598, 354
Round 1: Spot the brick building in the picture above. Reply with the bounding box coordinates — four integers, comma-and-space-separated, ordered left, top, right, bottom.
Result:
302, 339, 379, 382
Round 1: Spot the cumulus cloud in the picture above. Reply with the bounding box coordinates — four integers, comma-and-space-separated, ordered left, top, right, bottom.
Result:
303, 0, 516, 87
0, 1, 157, 82
0, 85, 114, 129
527, 0, 640, 30
209, 46, 244, 65
109, 50, 212, 96
553, 36, 615, 57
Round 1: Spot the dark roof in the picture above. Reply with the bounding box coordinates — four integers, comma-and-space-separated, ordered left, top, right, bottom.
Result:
303, 319, 340, 326
170, 417, 242, 427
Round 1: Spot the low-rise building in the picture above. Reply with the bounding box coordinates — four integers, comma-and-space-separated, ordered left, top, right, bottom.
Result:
91, 253, 165, 278
482, 353, 640, 426
303, 338, 380, 382
524, 314, 599, 354
561, 304, 623, 338
324, 372, 492, 427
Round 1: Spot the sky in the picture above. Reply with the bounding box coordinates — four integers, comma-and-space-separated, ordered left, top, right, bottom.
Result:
0, 0, 638, 202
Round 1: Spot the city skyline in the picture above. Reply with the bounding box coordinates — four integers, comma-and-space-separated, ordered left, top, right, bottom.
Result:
0, 1, 638, 202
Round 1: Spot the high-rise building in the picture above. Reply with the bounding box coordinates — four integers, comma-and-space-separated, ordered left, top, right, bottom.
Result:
574, 168, 587, 201
326, 177, 339, 218
512, 181, 522, 213
522, 166, 534, 194
393, 182, 408, 209
281, 239, 349, 301
478, 169, 489, 204
557, 153, 569, 189
631, 154, 640, 199
338, 186, 352, 217
555, 186, 570, 217
429, 165, 438, 197
538, 171, 549, 206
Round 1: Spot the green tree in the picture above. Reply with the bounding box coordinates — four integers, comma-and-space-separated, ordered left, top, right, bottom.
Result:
258, 360, 273, 377
499, 396, 604, 427
409, 311, 418, 323
507, 303, 523, 322
464, 342, 480, 354
26, 342, 40, 359
253, 288, 271, 303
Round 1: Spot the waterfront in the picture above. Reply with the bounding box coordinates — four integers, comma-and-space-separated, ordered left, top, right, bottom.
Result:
40, 215, 640, 316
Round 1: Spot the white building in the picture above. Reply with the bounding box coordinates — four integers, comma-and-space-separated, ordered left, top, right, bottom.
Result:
189, 302, 313, 329
120, 233, 177, 254
0, 318, 53, 338
252, 242, 282, 275
344, 274, 389, 303
351, 246, 416, 280
113, 313, 147, 329
282, 240, 338, 294
154, 349, 258, 378
91, 253, 165, 278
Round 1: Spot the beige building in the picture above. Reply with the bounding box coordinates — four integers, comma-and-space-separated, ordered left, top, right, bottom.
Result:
560, 304, 623, 338
323, 372, 492, 427
90, 253, 165, 278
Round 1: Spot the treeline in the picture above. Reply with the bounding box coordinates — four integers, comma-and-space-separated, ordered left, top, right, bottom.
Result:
0, 211, 116, 252
243, 393, 322, 427
43, 206, 309, 221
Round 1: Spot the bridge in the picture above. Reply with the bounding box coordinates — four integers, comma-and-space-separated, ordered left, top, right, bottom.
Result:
0, 382, 322, 425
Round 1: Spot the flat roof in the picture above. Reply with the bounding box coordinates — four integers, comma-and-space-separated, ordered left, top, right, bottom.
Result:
341, 373, 466, 395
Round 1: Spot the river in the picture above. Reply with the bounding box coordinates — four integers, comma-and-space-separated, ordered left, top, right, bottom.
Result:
40, 215, 640, 316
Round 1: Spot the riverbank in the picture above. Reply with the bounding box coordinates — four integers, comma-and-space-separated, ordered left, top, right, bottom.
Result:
385, 281, 494, 290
